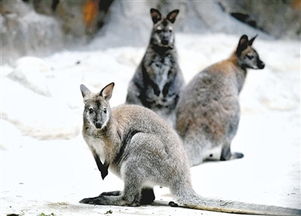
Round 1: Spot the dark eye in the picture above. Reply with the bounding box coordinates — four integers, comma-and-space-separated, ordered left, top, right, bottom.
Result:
156, 29, 162, 33
246, 55, 254, 60
88, 108, 94, 114
103, 108, 107, 114
169, 29, 172, 33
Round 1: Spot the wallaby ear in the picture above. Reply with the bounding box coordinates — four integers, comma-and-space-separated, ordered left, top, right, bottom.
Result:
80, 84, 91, 98
166, 9, 179, 23
236, 34, 249, 56
248, 34, 257, 46
150, 8, 162, 24
100, 82, 115, 101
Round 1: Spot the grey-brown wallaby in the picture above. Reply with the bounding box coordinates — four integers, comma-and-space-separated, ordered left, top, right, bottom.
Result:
79, 82, 300, 216
126, 8, 184, 122
176, 35, 265, 166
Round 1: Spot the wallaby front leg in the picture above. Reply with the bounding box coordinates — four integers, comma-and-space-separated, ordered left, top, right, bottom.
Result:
92, 151, 109, 179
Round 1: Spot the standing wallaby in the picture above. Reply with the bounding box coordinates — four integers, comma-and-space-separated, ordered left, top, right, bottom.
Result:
126, 8, 184, 122
176, 35, 265, 166
79, 82, 300, 216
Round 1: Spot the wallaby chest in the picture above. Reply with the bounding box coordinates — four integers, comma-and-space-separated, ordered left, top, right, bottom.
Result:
147, 53, 174, 91
83, 126, 107, 161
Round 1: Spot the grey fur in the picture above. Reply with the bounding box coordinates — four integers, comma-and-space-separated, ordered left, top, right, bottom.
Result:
79, 83, 300, 216
176, 35, 265, 166
126, 9, 184, 122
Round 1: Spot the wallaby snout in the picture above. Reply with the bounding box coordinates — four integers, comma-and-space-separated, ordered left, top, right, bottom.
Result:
162, 38, 169, 45
257, 59, 265, 69
236, 35, 265, 70
95, 121, 102, 129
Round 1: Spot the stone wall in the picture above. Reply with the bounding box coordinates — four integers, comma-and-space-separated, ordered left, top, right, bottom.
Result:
1, 0, 300, 64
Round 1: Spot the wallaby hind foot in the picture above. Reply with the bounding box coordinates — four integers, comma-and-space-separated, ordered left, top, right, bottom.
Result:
80, 180, 142, 207
82, 187, 155, 205
80, 194, 140, 207
100, 190, 121, 196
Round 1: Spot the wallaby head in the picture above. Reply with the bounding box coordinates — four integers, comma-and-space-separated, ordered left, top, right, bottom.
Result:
80, 83, 114, 130
150, 8, 180, 48
235, 34, 265, 70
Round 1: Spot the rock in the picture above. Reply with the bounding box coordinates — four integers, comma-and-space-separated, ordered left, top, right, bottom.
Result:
219, 0, 301, 39
0, 77, 80, 140
0, 0, 64, 64
8, 57, 52, 96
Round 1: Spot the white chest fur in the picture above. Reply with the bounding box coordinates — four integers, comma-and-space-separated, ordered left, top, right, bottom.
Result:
151, 55, 172, 92
83, 130, 106, 162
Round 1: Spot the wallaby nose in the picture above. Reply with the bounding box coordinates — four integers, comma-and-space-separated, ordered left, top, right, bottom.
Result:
162, 39, 169, 45
95, 122, 102, 129
258, 61, 265, 69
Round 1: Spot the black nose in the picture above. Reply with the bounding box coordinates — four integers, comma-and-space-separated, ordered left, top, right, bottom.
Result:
162, 39, 169, 45
95, 122, 102, 129
258, 61, 265, 69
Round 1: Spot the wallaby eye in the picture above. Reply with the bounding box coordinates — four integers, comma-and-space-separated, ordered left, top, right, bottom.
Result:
246, 54, 254, 60
169, 29, 172, 33
156, 29, 162, 33
88, 107, 94, 114
103, 108, 107, 114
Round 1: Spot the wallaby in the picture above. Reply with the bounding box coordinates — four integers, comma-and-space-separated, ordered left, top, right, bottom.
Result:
175, 35, 265, 166
79, 82, 300, 216
126, 8, 184, 122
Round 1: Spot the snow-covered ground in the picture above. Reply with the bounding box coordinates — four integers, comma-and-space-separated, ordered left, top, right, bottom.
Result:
0, 33, 300, 216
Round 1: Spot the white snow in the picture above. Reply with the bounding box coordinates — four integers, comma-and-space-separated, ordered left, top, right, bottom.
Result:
0, 32, 300, 216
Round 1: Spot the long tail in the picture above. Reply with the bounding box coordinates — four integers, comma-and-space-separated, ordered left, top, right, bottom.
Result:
175, 187, 301, 216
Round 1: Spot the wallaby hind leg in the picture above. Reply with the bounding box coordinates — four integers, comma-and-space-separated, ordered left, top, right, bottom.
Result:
80, 183, 141, 206
100, 187, 155, 205
80, 165, 144, 206
221, 144, 244, 161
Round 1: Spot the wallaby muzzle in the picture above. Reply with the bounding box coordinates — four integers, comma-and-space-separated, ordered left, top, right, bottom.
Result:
257, 59, 265, 69
95, 122, 102, 129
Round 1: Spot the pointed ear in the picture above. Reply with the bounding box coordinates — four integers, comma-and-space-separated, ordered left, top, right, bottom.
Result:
236, 34, 249, 56
248, 34, 257, 46
150, 8, 162, 24
166, 9, 179, 23
80, 84, 91, 98
100, 82, 115, 101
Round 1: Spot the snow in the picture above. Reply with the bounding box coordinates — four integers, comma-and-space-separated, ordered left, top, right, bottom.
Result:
0, 32, 300, 215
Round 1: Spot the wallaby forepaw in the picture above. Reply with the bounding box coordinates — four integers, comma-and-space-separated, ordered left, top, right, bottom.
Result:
231, 152, 244, 159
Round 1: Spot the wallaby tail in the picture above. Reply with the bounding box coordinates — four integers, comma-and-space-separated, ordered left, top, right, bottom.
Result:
174, 187, 301, 216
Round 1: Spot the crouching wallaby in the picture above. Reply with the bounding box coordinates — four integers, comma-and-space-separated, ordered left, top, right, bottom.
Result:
79, 82, 300, 216
176, 35, 265, 166
126, 8, 184, 122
